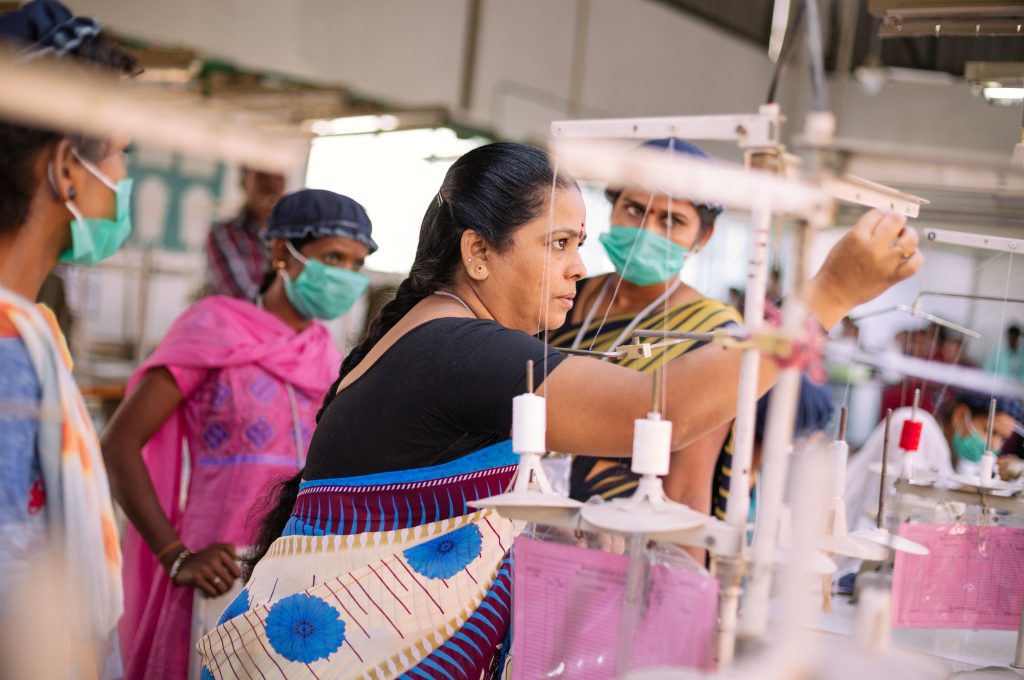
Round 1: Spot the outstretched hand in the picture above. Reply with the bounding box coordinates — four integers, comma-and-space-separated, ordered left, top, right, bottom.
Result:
806, 210, 923, 329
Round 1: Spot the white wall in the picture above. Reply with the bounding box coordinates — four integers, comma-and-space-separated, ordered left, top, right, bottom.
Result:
831, 79, 1022, 154
966, 248, 1024, 366
71, 0, 1022, 154
72, 0, 469, 109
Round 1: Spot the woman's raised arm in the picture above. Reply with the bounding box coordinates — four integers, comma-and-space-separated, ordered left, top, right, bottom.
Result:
542, 210, 920, 456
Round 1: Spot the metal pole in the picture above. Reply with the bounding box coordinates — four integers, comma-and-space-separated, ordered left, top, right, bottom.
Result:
717, 148, 776, 666
878, 409, 893, 530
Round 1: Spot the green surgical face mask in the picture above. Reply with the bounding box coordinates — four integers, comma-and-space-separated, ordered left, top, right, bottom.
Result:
57, 151, 134, 267
282, 241, 369, 320
951, 417, 987, 463
598, 225, 689, 286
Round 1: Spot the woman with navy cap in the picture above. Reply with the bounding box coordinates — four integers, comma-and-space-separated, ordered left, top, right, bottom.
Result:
549, 139, 742, 518
102, 189, 376, 679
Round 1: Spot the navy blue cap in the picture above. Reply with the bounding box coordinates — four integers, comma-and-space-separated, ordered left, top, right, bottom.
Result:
640, 137, 712, 161
642, 138, 722, 214
0, 0, 100, 60
266, 189, 377, 254
954, 391, 1023, 422
609, 137, 723, 215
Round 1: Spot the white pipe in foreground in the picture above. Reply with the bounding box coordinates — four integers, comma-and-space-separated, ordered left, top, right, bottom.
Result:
0, 55, 310, 173
726, 194, 772, 529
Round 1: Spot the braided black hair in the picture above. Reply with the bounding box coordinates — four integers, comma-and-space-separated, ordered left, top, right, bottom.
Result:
315, 142, 574, 422
242, 142, 576, 576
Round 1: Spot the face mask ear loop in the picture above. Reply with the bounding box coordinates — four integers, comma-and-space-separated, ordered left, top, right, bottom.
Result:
51, 157, 87, 225
284, 240, 311, 266
64, 197, 86, 224
71, 148, 118, 192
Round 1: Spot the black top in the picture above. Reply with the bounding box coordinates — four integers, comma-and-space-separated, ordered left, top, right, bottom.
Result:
303, 317, 567, 480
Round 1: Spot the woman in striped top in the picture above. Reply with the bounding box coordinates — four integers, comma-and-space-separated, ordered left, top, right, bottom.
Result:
548, 138, 741, 516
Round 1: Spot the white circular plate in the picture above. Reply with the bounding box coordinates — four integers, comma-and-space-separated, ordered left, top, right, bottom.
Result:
470, 493, 583, 525
851, 528, 929, 555
580, 499, 708, 534
470, 491, 582, 509
866, 462, 938, 484
817, 534, 890, 561
946, 473, 1021, 493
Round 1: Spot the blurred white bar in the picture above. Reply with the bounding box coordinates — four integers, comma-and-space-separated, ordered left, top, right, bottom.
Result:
551, 108, 781, 149
922, 228, 1022, 254
823, 174, 927, 217
0, 55, 310, 173
554, 138, 829, 221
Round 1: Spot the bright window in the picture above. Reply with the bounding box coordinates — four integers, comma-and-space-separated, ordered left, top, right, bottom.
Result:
304, 128, 489, 273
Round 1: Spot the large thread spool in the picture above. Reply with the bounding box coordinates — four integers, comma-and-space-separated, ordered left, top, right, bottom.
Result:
979, 451, 996, 484
898, 420, 923, 452
631, 413, 672, 477
828, 440, 849, 498
512, 393, 546, 455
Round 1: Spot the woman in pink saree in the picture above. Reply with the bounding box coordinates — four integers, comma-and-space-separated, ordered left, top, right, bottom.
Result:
101, 189, 377, 679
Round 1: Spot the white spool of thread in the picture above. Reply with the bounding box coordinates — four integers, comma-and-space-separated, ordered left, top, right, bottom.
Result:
828, 440, 849, 498
900, 452, 915, 481
512, 393, 546, 455
630, 413, 672, 477
979, 451, 996, 486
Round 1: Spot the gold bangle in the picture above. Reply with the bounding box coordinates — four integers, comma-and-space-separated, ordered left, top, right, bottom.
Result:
155, 538, 184, 562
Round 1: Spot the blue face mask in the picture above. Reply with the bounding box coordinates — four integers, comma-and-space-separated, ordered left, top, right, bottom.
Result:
951, 417, 987, 463
57, 151, 133, 267
282, 241, 369, 320
598, 225, 689, 286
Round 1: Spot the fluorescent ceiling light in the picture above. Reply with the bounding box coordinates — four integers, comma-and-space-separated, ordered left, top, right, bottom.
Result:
309, 114, 400, 136
982, 86, 1024, 104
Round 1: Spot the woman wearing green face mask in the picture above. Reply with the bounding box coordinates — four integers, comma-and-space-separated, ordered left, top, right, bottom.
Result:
941, 392, 1019, 470
549, 138, 741, 530
845, 391, 1021, 534
102, 189, 375, 679
0, 2, 140, 677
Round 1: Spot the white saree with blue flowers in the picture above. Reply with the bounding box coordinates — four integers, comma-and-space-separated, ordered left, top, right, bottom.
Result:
197, 442, 520, 679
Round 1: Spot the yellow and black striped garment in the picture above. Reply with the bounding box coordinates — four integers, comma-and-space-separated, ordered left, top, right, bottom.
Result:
548, 278, 742, 517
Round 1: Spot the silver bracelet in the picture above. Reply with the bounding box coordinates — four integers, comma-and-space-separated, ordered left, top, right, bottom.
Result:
168, 549, 192, 582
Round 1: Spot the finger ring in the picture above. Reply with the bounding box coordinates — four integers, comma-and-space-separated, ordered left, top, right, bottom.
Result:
892, 242, 912, 259
212, 576, 223, 585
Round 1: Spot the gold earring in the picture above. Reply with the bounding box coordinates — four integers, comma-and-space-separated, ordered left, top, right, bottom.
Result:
474, 264, 487, 278
274, 261, 287, 270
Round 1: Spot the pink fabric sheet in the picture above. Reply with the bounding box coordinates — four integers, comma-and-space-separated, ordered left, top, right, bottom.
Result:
512, 536, 718, 679
892, 523, 1024, 630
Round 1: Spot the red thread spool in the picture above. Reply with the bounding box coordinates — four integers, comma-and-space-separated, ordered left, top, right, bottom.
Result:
899, 420, 923, 452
